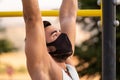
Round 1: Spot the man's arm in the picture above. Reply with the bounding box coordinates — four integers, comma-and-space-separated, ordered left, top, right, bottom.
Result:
22, 0, 62, 80
59, 0, 78, 53
59, 0, 78, 65
22, 0, 49, 79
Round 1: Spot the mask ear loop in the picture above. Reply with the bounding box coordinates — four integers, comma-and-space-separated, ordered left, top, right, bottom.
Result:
47, 46, 56, 53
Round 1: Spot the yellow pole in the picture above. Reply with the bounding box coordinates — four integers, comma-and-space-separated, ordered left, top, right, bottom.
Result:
0, 10, 102, 17
77, 10, 101, 17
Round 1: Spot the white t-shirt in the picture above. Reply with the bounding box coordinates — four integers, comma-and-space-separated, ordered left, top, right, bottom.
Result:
62, 64, 80, 80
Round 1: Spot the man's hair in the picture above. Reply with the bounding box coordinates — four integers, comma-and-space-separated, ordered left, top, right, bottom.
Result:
43, 21, 51, 28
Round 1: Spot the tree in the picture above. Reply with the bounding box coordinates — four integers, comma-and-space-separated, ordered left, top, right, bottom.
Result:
0, 39, 17, 54
0, 21, 18, 54
75, 0, 120, 80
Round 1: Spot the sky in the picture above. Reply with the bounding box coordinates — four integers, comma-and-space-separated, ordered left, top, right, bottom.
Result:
0, 0, 62, 11
0, 0, 62, 27
0, 0, 120, 11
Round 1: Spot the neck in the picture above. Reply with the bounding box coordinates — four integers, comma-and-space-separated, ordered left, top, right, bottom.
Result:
57, 62, 67, 71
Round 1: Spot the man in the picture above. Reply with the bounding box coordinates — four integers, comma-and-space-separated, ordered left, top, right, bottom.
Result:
22, 0, 79, 80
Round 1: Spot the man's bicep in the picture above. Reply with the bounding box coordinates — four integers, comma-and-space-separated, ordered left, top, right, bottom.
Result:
25, 40, 47, 63
25, 20, 48, 62
25, 39, 58, 79
26, 52, 54, 80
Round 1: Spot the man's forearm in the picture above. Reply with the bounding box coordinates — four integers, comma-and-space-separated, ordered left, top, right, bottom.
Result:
59, 0, 78, 54
22, 0, 41, 22
60, 0, 78, 18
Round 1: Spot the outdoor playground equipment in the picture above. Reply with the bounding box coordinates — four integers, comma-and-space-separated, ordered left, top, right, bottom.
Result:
0, 0, 119, 80
0, 10, 101, 17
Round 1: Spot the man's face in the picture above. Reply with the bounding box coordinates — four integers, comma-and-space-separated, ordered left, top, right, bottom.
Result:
45, 26, 72, 62
45, 25, 61, 44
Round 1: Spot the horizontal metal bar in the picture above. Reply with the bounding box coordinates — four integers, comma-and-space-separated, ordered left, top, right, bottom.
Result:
0, 10, 102, 17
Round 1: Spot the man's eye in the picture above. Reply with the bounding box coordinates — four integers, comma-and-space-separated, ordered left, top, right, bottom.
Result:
53, 33, 57, 36
59, 30, 61, 32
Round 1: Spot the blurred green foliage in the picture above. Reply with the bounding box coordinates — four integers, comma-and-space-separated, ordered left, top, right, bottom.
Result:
76, 0, 120, 80
0, 39, 17, 54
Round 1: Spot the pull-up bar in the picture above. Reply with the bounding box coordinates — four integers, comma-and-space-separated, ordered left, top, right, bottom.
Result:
0, 10, 102, 17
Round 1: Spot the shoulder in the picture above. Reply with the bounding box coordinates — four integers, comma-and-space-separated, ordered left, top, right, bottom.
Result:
66, 64, 80, 80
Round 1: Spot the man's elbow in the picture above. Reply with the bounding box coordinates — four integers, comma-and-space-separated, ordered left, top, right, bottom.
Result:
23, 14, 42, 24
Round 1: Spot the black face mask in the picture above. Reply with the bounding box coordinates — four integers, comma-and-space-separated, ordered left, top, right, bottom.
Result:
47, 33, 73, 62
